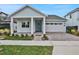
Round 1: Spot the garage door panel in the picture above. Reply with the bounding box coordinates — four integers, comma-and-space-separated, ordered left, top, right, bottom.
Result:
46, 22, 66, 32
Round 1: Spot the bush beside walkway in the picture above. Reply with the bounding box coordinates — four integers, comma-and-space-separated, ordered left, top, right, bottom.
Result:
4, 35, 33, 40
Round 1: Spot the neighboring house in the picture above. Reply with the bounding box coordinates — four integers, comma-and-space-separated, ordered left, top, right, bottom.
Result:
64, 8, 79, 31
0, 12, 10, 28
10, 5, 66, 35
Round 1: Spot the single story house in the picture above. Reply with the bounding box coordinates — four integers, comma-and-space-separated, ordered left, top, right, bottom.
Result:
10, 5, 67, 35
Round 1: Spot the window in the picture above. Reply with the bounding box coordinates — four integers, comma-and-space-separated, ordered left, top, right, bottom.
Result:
54, 23, 62, 25
46, 23, 62, 25
54, 23, 57, 25
58, 23, 62, 25
22, 22, 25, 27
50, 23, 53, 25
22, 22, 29, 28
46, 23, 50, 25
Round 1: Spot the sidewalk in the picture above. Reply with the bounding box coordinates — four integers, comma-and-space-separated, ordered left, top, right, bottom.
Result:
0, 40, 53, 46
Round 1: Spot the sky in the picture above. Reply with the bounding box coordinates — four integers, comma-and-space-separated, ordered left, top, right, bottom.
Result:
0, 4, 79, 17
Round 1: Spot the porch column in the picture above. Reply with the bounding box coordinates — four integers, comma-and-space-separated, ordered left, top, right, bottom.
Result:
31, 17, 33, 34
78, 26, 79, 31
43, 17, 46, 34
10, 17, 14, 35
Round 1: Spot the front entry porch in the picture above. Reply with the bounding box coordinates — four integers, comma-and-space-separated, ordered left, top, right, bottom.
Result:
10, 17, 46, 35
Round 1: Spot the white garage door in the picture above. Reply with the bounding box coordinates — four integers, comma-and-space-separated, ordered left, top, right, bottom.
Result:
46, 22, 66, 32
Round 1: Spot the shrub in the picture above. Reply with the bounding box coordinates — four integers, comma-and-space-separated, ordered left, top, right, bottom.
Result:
12, 34, 14, 36
18, 34, 21, 37
21, 34, 24, 37
41, 34, 48, 40
31, 34, 34, 39
74, 32, 79, 36
5, 34, 33, 40
4, 29, 10, 34
66, 26, 77, 34
5, 33, 10, 36
25, 34, 28, 36
0, 28, 10, 35
71, 29, 77, 34
71, 29, 76, 33
0, 29, 5, 34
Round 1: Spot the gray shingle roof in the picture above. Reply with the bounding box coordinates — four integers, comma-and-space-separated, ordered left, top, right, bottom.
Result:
0, 11, 8, 16
47, 15, 67, 20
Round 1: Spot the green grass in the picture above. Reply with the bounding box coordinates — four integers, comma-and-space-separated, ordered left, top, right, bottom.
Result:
0, 45, 53, 55
4, 35, 33, 40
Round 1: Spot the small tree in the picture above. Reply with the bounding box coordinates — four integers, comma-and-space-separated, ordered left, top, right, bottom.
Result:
41, 34, 48, 40
21, 34, 24, 37
31, 34, 34, 39
25, 34, 28, 37
12, 34, 14, 36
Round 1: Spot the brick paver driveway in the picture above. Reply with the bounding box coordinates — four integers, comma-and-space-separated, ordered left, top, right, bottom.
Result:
47, 33, 79, 41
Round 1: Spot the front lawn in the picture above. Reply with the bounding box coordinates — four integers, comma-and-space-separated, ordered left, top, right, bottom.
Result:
0, 45, 53, 55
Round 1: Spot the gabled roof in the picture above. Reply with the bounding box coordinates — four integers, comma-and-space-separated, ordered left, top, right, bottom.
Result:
64, 8, 79, 17
10, 5, 46, 17
47, 15, 67, 21
0, 11, 8, 16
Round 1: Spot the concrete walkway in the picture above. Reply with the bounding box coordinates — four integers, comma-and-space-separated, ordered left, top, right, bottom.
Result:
53, 45, 79, 55
0, 40, 53, 46
47, 33, 79, 41
52, 41, 79, 55
33, 33, 79, 41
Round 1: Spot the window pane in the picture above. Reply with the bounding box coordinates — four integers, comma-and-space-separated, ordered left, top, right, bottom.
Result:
22, 22, 25, 27
26, 22, 29, 27
55, 23, 57, 25
46, 23, 49, 25
51, 23, 53, 25
59, 23, 62, 25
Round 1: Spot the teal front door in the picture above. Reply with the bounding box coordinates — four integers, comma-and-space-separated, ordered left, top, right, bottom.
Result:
35, 20, 42, 32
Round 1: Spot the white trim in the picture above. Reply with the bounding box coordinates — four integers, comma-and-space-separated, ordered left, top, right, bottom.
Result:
12, 16, 45, 18
10, 17, 14, 35
43, 17, 46, 34
78, 26, 79, 31
31, 17, 33, 34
